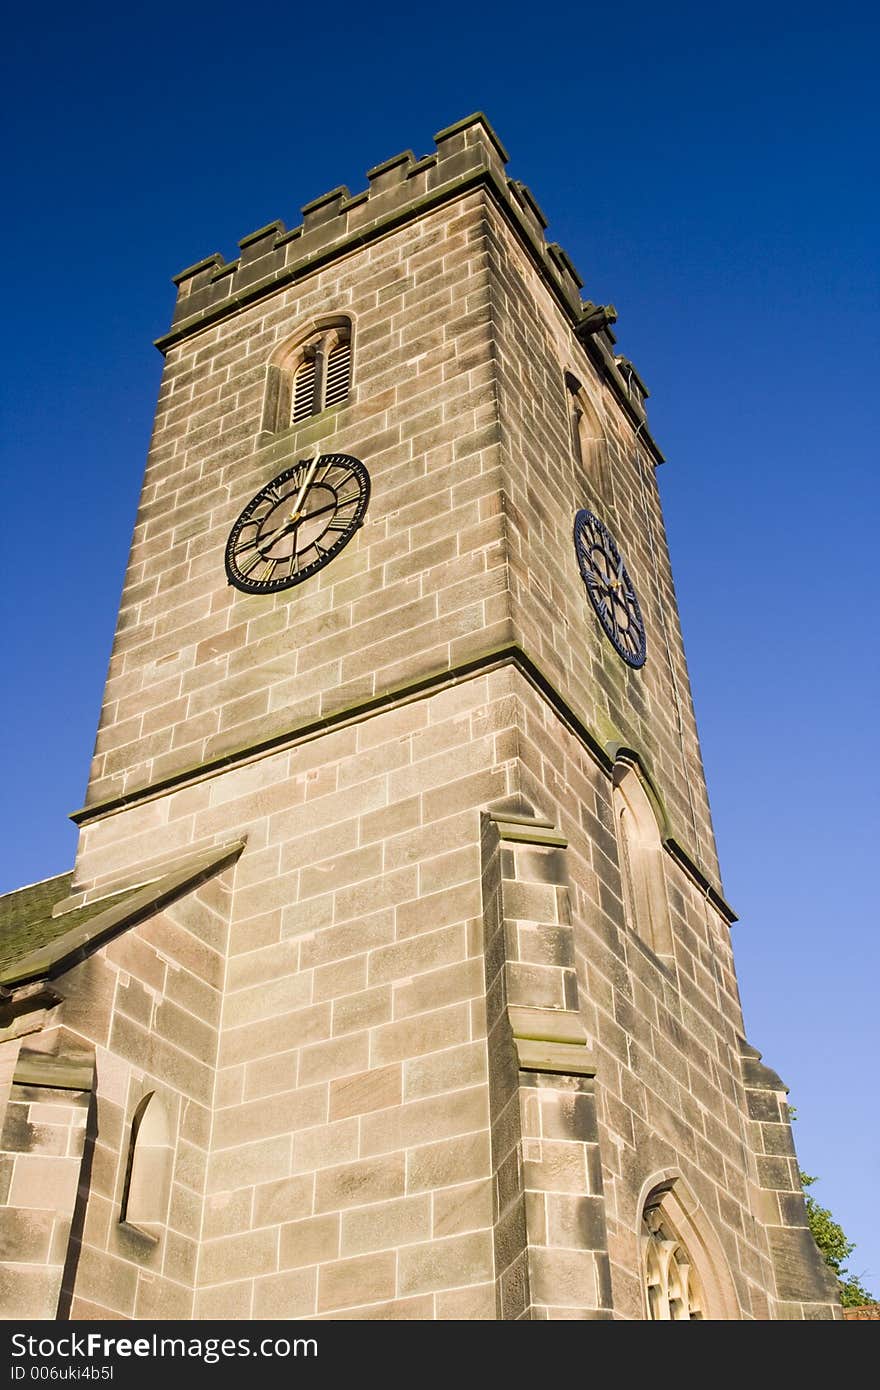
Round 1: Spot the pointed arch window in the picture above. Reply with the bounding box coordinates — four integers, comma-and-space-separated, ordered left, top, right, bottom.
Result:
643, 1203, 705, 1319
639, 1175, 742, 1319
120, 1092, 173, 1237
565, 371, 612, 500
263, 319, 353, 433
613, 761, 672, 958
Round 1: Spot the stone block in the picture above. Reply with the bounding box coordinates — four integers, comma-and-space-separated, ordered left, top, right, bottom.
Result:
317, 1251, 397, 1312
206, 1136, 292, 1194
212, 1084, 327, 1150
278, 1212, 340, 1270
200, 1227, 279, 1285
406, 1132, 492, 1193
0, 1206, 54, 1263
8, 1155, 81, 1212
252, 1173, 315, 1230
329, 1064, 402, 1121
370, 1003, 471, 1066
529, 1246, 598, 1309
545, 1192, 608, 1251
523, 1140, 588, 1196
435, 1282, 497, 1319
299, 1033, 371, 1086
367, 924, 467, 986
360, 1086, 489, 1157
398, 1229, 493, 1295
432, 1179, 494, 1238
341, 1194, 432, 1255
194, 1281, 254, 1319
293, 1118, 359, 1173
768, 1226, 840, 1303
314, 1154, 406, 1213
253, 1267, 317, 1319
404, 1040, 488, 1101
0, 1263, 62, 1319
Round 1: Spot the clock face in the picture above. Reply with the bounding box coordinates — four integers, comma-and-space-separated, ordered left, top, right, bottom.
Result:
573, 508, 646, 668
226, 452, 369, 594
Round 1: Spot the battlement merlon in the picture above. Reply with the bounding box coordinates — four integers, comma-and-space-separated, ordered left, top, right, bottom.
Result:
157, 113, 660, 460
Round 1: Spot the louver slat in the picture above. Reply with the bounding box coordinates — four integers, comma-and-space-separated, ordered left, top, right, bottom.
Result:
292, 359, 317, 422
324, 343, 351, 408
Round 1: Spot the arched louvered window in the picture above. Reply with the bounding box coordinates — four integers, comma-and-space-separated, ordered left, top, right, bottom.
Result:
265, 321, 353, 433
325, 338, 351, 409
292, 354, 318, 422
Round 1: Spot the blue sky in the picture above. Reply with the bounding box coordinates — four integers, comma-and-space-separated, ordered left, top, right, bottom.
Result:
3, 1, 878, 1294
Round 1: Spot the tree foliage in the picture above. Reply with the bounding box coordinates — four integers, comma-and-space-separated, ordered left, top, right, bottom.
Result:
800, 1172, 875, 1309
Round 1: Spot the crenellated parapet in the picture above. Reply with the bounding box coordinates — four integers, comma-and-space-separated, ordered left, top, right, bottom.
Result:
157, 113, 648, 433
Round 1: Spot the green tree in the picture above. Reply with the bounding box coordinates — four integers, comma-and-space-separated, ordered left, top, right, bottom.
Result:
800, 1172, 875, 1308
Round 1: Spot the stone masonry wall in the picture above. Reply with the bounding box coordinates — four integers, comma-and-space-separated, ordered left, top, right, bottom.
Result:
61, 664, 817, 1318
61, 671, 526, 1317
0, 1044, 93, 1320
42, 121, 835, 1319
83, 191, 506, 819
484, 199, 719, 883
505, 670, 776, 1316
46, 870, 235, 1319
478, 194, 839, 1317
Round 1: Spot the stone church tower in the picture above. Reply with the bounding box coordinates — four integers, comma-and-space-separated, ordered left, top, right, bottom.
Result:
0, 115, 839, 1320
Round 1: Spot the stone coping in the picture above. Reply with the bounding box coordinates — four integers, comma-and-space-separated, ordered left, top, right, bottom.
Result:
12, 1049, 96, 1092
514, 1037, 597, 1076
0, 839, 245, 988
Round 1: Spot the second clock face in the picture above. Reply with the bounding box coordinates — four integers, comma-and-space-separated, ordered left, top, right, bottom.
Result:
573, 508, 647, 668
226, 453, 370, 594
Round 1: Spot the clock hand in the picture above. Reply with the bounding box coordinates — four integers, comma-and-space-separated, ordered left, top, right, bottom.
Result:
255, 515, 302, 551
287, 450, 321, 520
605, 553, 625, 592
256, 496, 342, 553
298, 497, 348, 524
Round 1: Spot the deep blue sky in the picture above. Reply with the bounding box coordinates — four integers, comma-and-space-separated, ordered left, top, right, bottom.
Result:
3, 2, 877, 1294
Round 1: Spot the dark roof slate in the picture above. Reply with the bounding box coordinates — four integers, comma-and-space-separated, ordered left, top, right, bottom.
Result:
0, 872, 136, 978
0, 872, 75, 974
0, 840, 245, 987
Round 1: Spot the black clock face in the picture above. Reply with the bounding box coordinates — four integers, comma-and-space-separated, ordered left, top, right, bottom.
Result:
573, 509, 646, 668
226, 453, 369, 594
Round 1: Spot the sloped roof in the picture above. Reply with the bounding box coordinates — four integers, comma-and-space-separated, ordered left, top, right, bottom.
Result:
0, 871, 76, 974
0, 840, 245, 988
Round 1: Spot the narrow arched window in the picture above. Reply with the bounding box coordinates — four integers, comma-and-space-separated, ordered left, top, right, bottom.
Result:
613, 762, 672, 958
565, 371, 612, 500
120, 1092, 173, 1236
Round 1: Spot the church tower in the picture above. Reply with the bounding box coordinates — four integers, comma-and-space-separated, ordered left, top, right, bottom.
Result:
0, 116, 839, 1319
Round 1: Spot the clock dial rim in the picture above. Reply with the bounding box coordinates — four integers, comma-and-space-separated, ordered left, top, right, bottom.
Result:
225, 453, 370, 595
573, 507, 647, 668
